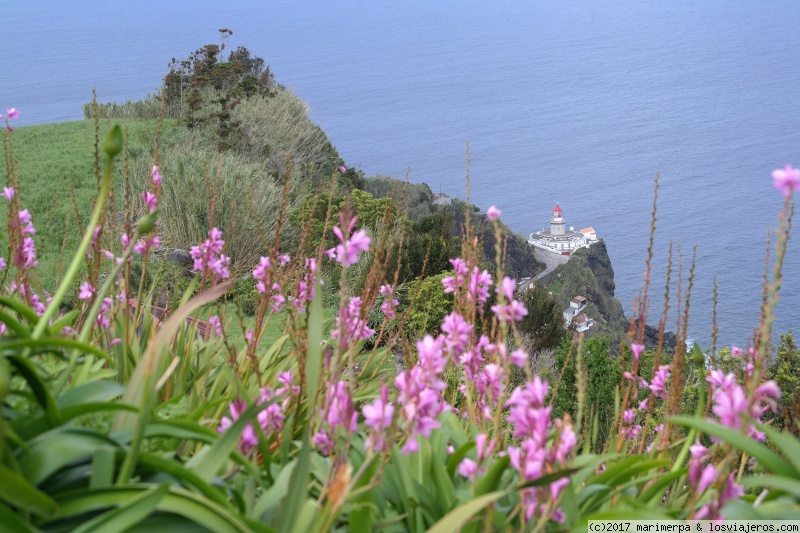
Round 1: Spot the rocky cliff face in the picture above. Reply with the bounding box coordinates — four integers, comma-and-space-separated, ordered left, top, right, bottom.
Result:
540, 241, 629, 348
538, 241, 676, 352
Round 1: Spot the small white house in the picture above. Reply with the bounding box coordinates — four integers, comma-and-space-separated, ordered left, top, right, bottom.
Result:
432, 194, 453, 205
574, 314, 593, 333
563, 295, 593, 332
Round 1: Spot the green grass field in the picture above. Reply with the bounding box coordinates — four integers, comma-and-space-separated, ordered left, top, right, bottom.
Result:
3, 119, 168, 289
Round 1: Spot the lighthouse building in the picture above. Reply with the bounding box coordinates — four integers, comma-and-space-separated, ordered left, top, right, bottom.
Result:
528, 204, 598, 255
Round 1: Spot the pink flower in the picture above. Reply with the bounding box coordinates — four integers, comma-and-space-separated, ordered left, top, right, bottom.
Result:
441, 311, 472, 354
133, 235, 159, 255
458, 458, 479, 480
190, 227, 230, 282
773, 164, 800, 198
486, 205, 501, 221
2, 187, 14, 202
510, 348, 529, 368
362, 385, 395, 453
690, 440, 709, 460
363, 385, 395, 430
696, 464, 717, 494
630, 343, 644, 363
142, 191, 157, 213
208, 315, 222, 336
330, 296, 375, 348
150, 165, 162, 185
314, 380, 358, 455
337, 165, 347, 173
650, 365, 671, 399
395, 335, 450, 454
497, 276, 516, 300
327, 214, 371, 268
379, 284, 399, 319
6, 108, 18, 120
78, 282, 94, 300
0, 258, 5, 271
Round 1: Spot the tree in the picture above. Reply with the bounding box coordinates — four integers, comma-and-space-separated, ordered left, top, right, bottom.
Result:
770, 332, 800, 432
403, 272, 454, 339
518, 282, 569, 355
551, 335, 621, 452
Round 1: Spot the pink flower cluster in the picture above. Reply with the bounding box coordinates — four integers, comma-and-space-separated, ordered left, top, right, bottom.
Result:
13, 205, 38, 271
325, 214, 371, 268
623, 364, 671, 406
362, 384, 395, 453
294, 257, 318, 313
458, 433, 495, 481
621, 408, 642, 441
490, 277, 528, 323
313, 380, 358, 455
773, 164, 800, 198
218, 372, 298, 454
330, 296, 375, 349
2, 107, 19, 131
208, 315, 223, 336
253, 255, 290, 312
442, 258, 493, 309
505, 377, 576, 523
190, 227, 230, 283
379, 284, 399, 319
707, 370, 779, 440
688, 441, 745, 519
395, 335, 450, 454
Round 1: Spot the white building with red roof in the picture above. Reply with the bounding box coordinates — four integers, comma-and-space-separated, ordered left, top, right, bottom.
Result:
528, 204, 598, 255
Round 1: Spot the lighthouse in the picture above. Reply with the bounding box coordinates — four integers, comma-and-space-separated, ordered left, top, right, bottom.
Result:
550, 204, 565, 236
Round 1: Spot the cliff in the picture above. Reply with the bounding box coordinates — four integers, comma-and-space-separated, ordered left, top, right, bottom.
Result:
541, 241, 630, 348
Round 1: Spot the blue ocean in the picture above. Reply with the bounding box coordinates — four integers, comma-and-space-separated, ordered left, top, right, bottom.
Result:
3, 0, 799, 348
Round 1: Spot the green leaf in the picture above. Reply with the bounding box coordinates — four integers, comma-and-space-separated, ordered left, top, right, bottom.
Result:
446, 441, 475, 479
426, 491, 506, 533
670, 416, 798, 477
52, 485, 261, 533
20, 427, 122, 485
4, 337, 112, 363
46, 309, 79, 337
70, 483, 168, 533
137, 454, 230, 508
87, 448, 115, 491
189, 401, 270, 483
305, 283, 323, 414
252, 460, 296, 521
7, 355, 60, 427
58, 381, 124, 407
0, 463, 59, 517
639, 470, 684, 505
760, 424, 800, 476
0, 501, 41, 533
475, 455, 510, 496
0, 296, 41, 326
0, 309, 31, 338
277, 286, 323, 531
429, 448, 455, 512
15, 402, 137, 442
740, 475, 800, 499
259, 334, 289, 374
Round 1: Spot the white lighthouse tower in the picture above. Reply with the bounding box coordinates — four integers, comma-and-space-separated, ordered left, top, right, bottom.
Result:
550, 204, 565, 235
